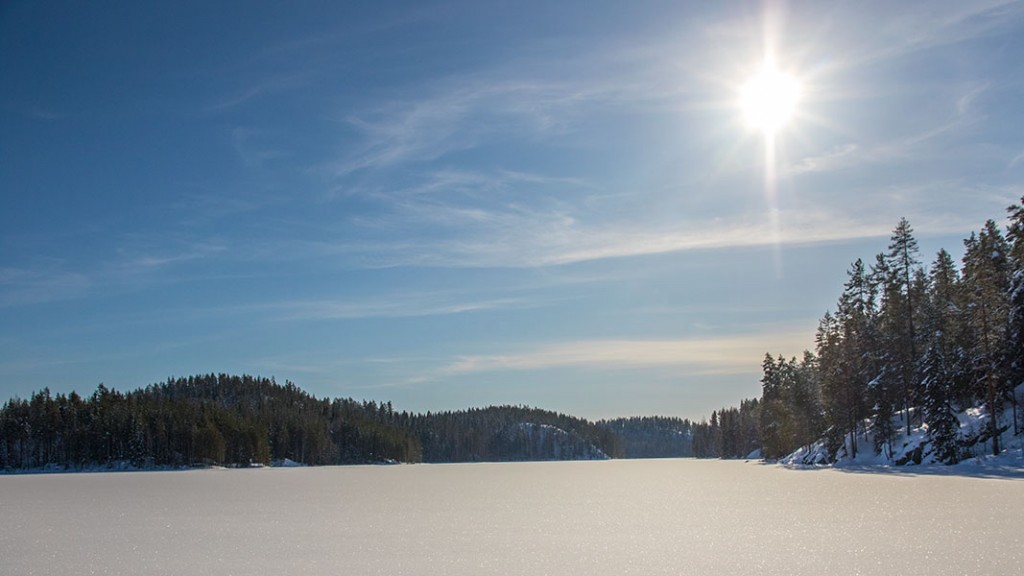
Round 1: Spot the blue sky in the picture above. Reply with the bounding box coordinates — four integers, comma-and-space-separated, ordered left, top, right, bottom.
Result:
2, 0, 1023, 420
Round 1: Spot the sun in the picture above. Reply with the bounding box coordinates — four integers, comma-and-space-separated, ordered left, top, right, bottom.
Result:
739, 58, 801, 137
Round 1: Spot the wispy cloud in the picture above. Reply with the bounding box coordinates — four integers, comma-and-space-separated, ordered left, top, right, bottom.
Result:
0, 239, 228, 308
154, 284, 550, 326
343, 167, 589, 205
323, 39, 689, 180
787, 115, 968, 176
206, 86, 264, 113
437, 326, 814, 379
0, 265, 91, 307
305, 205, 897, 269
831, 1, 1024, 66
270, 294, 533, 321
203, 72, 312, 115
170, 188, 275, 226
113, 240, 226, 274
790, 73, 990, 177
1, 100, 62, 121
27, 105, 61, 121
788, 143, 860, 175
230, 127, 290, 168
956, 83, 990, 116
329, 80, 603, 176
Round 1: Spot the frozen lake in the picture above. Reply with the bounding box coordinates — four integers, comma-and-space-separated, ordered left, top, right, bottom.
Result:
2, 459, 1022, 575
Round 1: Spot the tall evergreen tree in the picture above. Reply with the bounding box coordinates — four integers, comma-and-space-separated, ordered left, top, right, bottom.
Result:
869, 253, 900, 456
961, 222, 1011, 455
1005, 197, 1024, 434
885, 218, 922, 433
759, 353, 792, 459
759, 352, 823, 458
921, 344, 961, 463
818, 259, 877, 459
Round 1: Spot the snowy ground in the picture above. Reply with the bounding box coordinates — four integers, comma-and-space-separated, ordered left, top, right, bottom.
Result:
2, 459, 1022, 575
781, 395, 1024, 471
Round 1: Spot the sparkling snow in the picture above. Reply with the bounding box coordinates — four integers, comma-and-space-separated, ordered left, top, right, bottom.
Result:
2, 459, 1022, 575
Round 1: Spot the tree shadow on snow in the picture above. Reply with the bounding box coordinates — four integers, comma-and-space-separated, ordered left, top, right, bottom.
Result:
771, 458, 1024, 480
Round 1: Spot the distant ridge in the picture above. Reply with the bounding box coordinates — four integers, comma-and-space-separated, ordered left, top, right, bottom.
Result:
1, 374, 692, 471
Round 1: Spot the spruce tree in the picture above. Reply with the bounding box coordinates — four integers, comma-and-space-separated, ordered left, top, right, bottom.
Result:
1005, 197, 1024, 434
759, 353, 790, 458
870, 252, 900, 456
921, 344, 961, 463
886, 218, 922, 434
820, 259, 877, 459
962, 222, 1011, 455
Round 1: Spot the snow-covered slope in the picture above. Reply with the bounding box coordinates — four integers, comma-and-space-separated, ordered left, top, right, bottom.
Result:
491, 422, 610, 461
779, 395, 1024, 470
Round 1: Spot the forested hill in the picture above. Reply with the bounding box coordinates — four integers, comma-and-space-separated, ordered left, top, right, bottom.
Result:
0, 374, 626, 471
597, 416, 697, 458
700, 200, 1024, 466
415, 406, 621, 462
0, 375, 419, 470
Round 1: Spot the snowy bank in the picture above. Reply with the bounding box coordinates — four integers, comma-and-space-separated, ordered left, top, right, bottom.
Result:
778, 400, 1024, 473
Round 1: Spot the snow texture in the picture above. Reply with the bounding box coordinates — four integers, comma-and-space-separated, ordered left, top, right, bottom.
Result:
271, 458, 305, 468
780, 394, 1024, 472
2, 459, 1022, 575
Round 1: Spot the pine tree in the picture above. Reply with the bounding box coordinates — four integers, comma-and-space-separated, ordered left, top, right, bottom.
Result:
818, 259, 877, 459
758, 352, 823, 459
759, 353, 791, 459
1005, 197, 1024, 434
886, 218, 922, 434
794, 351, 824, 447
869, 253, 900, 456
816, 312, 844, 461
962, 221, 1011, 455
921, 344, 961, 463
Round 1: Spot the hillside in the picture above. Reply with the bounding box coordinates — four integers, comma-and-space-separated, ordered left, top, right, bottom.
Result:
694, 209, 1024, 471
413, 405, 620, 462
597, 416, 694, 458
780, 387, 1024, 469
0, 375, 624, 471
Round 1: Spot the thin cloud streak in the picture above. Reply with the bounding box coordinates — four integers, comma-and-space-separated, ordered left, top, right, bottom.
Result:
326, 51, 686, 179
318, 210, 900, 269
0, 239, 229, 308
330, 81, 594, 176
113, 241, 227, 274
203, 72, 313, 115
272, 295, 533, 321
0, 266, 92, 307
788, 143, 859, 175
439, 328, 815, 377
160, 287, 547, 325
827, 1, 1024, 67
786, 96, 977, 176
1009, 150, 1024, 169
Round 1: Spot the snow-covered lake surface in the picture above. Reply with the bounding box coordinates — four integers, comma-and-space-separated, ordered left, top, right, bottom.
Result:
3, 459, 1022, 575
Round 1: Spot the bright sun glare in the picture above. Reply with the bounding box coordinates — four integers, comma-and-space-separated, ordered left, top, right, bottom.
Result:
740, 59, 801, 137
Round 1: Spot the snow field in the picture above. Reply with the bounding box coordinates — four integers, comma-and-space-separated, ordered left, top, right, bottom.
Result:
1, 459, 1022, 575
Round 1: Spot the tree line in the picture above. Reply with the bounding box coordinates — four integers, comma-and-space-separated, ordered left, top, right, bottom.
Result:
595, 407, 764, 460
0, 374, 420, 469
0, 374, 628, 470
413, 405, 622, 462
707, 198, 1024, 464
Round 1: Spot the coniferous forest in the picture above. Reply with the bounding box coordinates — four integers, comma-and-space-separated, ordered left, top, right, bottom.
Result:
2, 199, 1022, 470
714, 198, 1024, 464
0, 374, 632, 470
